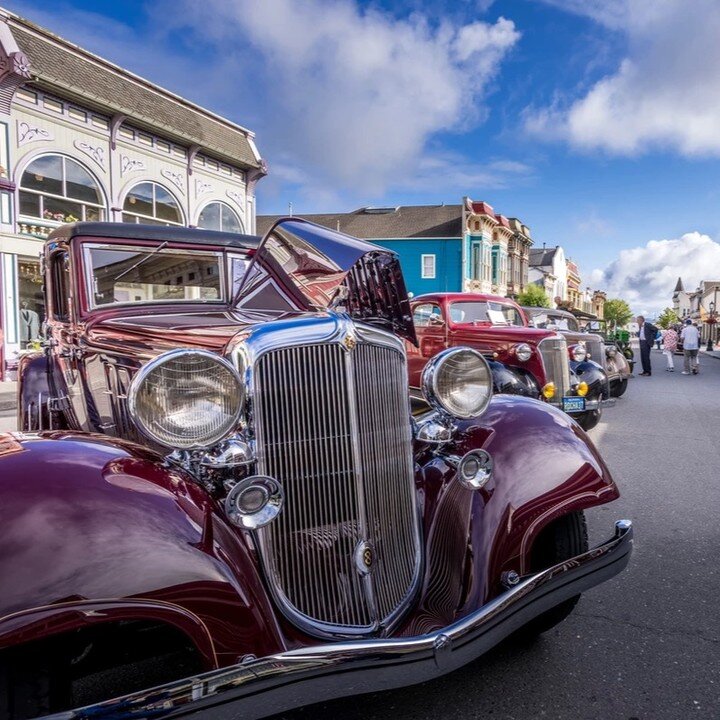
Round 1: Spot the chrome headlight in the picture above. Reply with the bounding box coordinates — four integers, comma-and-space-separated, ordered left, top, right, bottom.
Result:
515, 343, 532, 362
571, 343, 587, 362
422, 347, 492, 419
128, 349, 244, 449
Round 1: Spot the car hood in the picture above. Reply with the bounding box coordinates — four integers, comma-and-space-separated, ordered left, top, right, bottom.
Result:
452, 324, 556, 344
234, 218, 417, 344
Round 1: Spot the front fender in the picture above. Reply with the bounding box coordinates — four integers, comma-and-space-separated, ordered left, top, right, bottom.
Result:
488, 359, 539, 398
0, 432, 285, 664
405, 395, 619, 634
571, 359, 609, 399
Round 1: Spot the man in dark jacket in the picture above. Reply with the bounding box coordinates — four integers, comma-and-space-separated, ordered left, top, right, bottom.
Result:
636, 315, 658, 376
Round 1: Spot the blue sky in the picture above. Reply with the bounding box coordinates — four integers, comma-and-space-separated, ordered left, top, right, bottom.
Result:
10, 0, 720, 314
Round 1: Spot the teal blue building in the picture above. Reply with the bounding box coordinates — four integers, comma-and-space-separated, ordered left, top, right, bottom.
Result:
257, 202, 532, 299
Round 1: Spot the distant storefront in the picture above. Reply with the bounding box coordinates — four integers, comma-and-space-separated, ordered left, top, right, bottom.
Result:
0, 7, 266, 380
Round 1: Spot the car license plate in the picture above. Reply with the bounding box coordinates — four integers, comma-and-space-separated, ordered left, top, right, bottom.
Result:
562, 396, 586, 412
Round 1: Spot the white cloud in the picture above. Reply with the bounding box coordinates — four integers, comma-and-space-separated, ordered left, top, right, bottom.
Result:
592, 232, 720, 315
527, 0, 720, 157
164, 0, 520, 194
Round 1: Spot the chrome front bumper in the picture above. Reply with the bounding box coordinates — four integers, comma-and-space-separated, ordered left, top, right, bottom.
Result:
47, 520, 633, 720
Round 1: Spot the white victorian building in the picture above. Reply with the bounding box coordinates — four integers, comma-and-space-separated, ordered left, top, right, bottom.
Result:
0, 8, 266, 380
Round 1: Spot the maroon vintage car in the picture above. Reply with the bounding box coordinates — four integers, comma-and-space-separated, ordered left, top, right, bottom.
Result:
408, 293, 608, 430
0, 220, 632, 720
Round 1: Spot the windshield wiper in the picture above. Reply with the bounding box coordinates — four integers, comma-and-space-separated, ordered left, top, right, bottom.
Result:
113, 241, 169, 282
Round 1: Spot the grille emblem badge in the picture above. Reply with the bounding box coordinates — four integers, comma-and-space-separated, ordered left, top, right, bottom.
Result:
343, 334, 357, 351
355, 540, 374, 575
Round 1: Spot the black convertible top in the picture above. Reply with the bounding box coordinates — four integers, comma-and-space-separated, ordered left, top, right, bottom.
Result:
48, 222, 262, 250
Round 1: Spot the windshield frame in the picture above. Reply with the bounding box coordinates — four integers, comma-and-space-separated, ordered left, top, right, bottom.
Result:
82, 241, 230, 311
449, 300, 525, 327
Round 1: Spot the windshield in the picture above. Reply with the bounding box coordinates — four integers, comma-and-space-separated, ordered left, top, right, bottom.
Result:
450, 301, 524, 327
531, 312, 579, 332
86, 244, 226, 307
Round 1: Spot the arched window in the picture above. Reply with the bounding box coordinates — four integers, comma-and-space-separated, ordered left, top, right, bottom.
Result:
123, 182, 183, 225
197, 201, 243, 233
19, 155, 105, 223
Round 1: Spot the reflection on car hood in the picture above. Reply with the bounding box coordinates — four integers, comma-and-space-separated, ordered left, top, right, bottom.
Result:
234, 219, 417, 344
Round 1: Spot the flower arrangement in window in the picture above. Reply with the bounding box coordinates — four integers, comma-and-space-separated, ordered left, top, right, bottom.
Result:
43, 209, 79, 223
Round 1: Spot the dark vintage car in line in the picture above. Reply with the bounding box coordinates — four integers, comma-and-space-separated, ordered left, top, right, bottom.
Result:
408, 293, 610, 430
581, 318, 636, 373
0, 220, 632, 720
522, 306, 632, 399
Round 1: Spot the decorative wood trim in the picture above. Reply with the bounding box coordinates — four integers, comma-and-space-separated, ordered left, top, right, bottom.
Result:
17, 120, 52, 146
73, 140, 105, 170
120, 154, 145, 176
195, 178, 212, 197
225, 190, 245, 213
161, 168, 185, 195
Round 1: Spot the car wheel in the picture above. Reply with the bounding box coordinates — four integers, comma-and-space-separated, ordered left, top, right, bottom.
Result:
612, 378, 628, 397
518, 511, 589, 638
575, 403, 601, 431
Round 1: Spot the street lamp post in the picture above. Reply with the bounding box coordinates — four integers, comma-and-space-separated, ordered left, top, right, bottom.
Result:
707, 300, 716, 352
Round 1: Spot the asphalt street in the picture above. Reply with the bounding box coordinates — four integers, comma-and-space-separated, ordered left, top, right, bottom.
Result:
1, 348, 718, 719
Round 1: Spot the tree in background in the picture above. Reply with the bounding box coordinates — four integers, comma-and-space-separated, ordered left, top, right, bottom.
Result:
656, 307, 679, 329
517, 284, 550, 307
603, 298, 633, 328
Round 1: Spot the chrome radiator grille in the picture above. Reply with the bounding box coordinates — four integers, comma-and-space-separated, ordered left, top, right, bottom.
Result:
584, 336, 606, 372
253, 340, 421, 635
539, 336, 571, 399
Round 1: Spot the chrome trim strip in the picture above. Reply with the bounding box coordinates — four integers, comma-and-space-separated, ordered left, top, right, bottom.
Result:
43, 520, 633, 720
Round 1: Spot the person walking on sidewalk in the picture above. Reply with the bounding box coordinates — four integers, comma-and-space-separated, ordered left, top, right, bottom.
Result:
681, 318, 700, 375
662, 325, 678, 371
637, 315, 659, 376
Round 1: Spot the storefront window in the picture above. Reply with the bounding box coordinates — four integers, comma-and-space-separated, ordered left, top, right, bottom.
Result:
197, 201, 243, 233
122, 182, 183, 225
19, 155, 105, 224
17, 256, 45, 349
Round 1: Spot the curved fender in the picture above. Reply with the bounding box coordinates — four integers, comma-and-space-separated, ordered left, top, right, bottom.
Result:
0, 432, 286, 665
571, 359, 609, 399
488, 359, 539, 398
404, 395, 618, 634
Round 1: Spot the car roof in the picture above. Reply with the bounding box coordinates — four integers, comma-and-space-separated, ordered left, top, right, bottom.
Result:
413, 292, 519, 304
522, 305, 575, 320
47, 222, 262, 250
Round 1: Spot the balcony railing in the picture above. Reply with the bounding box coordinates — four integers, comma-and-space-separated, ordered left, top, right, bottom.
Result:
18, 220, 59, 239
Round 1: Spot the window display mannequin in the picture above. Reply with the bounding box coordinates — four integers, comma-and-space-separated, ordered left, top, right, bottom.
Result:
19, 301, 40, 348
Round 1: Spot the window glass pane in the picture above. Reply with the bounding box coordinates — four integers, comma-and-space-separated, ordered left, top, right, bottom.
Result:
18, 256, 45, 348
43, 196, 83, 223
124, 182, 154, 217
88, 246, 222, 306
65, 158, 101, 203
18, 191, 40, 217
22, 156, 63, 196
198, 202, 221, 230
413, 303, 442, 327
154, 185, 181, 222
221, 204, 241, 233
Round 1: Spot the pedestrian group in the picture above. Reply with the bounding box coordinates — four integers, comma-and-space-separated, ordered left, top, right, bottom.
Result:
637, 315, 701, 376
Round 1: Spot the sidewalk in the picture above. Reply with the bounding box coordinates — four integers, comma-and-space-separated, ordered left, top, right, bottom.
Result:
0, 381, 17, 412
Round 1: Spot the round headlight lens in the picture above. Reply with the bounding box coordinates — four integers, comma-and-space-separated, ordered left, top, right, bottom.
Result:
128, 349, 243, 449
571, 344, 587, 362
422, 347, 492, 419
515, 343, 532, 362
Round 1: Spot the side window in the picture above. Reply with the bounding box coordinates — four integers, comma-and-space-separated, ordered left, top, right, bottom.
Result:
50, 251, 70, 322
413, 303, 442, 328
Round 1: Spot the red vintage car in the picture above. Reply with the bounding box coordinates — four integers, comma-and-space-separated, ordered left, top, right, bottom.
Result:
408, 293, 609, 430
0, 220, 632, 720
